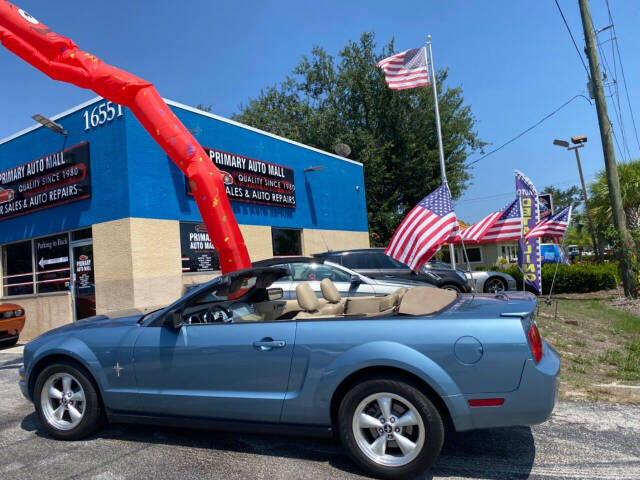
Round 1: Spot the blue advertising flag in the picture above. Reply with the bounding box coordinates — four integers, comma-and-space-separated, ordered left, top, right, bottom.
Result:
515, 170, 541, 294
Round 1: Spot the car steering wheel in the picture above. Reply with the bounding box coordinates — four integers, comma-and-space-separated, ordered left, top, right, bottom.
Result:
204, 304, 234, 323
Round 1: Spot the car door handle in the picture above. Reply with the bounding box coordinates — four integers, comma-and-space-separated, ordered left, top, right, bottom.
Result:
253, 338, 286, 351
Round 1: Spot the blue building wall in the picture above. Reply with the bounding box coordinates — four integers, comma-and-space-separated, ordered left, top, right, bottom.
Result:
0, 99, 129, 244
0, 97, 368, 245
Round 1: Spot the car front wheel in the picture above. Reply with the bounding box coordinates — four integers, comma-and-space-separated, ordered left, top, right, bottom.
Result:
33, 360, 104, 439
338, 377, 444, 479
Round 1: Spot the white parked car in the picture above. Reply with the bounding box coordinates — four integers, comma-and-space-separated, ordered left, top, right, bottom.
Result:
424, 262, 517, 293
254, 257, 425, 300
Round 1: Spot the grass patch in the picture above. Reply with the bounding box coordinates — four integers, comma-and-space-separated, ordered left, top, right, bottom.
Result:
598, 341, 640, 382
536, 297, 640, 404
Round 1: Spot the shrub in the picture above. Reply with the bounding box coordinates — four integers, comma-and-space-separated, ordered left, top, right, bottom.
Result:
487, 263, 618, 294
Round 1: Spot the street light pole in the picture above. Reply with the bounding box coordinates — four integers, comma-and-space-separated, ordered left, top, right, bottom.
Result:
568, 143, 600, 260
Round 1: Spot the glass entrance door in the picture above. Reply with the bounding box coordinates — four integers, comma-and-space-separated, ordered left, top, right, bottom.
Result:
72, 244, 96, 320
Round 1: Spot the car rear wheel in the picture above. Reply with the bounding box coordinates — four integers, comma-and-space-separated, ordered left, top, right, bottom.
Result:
34, 360, 104, 440
484, 277, 507, 294
338, 377, 444, 479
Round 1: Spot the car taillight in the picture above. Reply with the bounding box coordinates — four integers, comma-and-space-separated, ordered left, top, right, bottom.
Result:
528, 321, 543, 362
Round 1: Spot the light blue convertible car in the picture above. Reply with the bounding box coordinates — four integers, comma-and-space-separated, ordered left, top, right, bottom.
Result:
19, 265, 559, 479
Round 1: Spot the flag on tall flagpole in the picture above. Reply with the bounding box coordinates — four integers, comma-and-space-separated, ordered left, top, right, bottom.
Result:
376, 47, 430, 90
525, 206, 572, 240
474, 199, 523, 242
385, 184, 458, 271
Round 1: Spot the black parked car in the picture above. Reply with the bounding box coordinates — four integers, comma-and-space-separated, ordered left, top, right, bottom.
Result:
313, 248, 471, 292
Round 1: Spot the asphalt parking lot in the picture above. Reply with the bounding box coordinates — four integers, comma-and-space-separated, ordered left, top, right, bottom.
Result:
1, 350, 639, 480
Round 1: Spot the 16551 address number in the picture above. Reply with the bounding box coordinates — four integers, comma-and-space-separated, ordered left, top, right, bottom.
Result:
83, 101, 123, 130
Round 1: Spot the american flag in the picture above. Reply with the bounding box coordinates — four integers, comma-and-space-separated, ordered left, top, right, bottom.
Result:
477, 198, 522, 242
525, 206, 572, 240
385, 184, 458, 271
451, 209, 504, 244
376, 47, 430, 90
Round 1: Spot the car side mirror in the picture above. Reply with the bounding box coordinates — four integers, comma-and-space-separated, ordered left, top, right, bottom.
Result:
350, 274, 362, 284
267, 287, 283, 301
171, 309, 183, 329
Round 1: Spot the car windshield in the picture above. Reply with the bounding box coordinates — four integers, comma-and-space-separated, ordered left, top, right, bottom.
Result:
424, 261, 452, 271
289, 262, 352, 282
138, 308, 163, 324
193, 276, 258, 304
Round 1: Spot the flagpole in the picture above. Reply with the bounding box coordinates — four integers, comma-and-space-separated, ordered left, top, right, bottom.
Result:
426, 35, 457, 269
547, 206, 572, 303
459, 237, 476, 293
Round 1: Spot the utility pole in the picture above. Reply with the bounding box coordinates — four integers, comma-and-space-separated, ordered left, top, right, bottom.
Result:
578, 0, 636, 297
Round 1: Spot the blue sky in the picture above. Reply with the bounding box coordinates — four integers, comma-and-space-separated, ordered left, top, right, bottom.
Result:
1, 0, 639, 222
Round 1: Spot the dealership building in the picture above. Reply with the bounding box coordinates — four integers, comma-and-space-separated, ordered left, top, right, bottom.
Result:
0, 98, 369, 339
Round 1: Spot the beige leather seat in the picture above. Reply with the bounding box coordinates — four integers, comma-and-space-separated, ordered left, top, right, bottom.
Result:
320, 278, 345, 315
295, 282, 323, 319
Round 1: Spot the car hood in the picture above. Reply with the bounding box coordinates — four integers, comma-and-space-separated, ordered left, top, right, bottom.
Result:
36, 307, 164, 338
439, 292, 537, 319
0, 303, 22, 311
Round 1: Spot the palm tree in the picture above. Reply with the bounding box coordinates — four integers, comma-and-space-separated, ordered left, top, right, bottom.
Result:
589, 160, 640, 232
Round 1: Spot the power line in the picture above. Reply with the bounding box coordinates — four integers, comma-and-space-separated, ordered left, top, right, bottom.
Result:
605, 0, 640, 151
594, 3, 633, 161
598, 34, 631, 161
554, 0, 591, 79
460, 175, 596, 204
466, 94, 591, 167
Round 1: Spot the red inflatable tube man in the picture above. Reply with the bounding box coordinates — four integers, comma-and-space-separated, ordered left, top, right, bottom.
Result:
0, 1, 251, 273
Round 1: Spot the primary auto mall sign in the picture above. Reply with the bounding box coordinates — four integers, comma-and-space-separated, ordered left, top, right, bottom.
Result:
187, 147, 296, 208
0, 142, 91, 220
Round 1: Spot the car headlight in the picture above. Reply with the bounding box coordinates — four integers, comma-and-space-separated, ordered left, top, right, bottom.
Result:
14, 309, 24, 317
2, 310, 14, 318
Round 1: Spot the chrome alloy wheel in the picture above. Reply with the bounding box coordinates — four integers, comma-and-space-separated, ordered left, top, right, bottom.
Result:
352, 392, 425, 467
485, 278, 506, 294
40, 372, 86, 431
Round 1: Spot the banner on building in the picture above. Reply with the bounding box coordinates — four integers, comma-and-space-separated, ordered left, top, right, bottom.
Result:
515, 170, 541, 294
539, 193, 553, 219
0, 142, 91, 221
180, 221, 220, 272
186, 147, 296, 208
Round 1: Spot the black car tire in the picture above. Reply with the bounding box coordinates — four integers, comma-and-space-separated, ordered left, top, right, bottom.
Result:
483, 277, 508, 294
34, 359, 105, 440
338, 377, 444, 479
440, 284, 461, 293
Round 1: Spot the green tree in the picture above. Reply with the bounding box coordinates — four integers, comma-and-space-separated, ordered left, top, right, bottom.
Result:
541, 185, 583, 211
589, 160, 640, 234
233, 32, 484, 244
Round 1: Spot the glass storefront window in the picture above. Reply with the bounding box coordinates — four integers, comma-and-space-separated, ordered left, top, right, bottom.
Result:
272, 228, 302, 256
461, 247, 482, 263
71, 228, 92, 241
2, 241, 34, 296
35, 233, 71, 294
